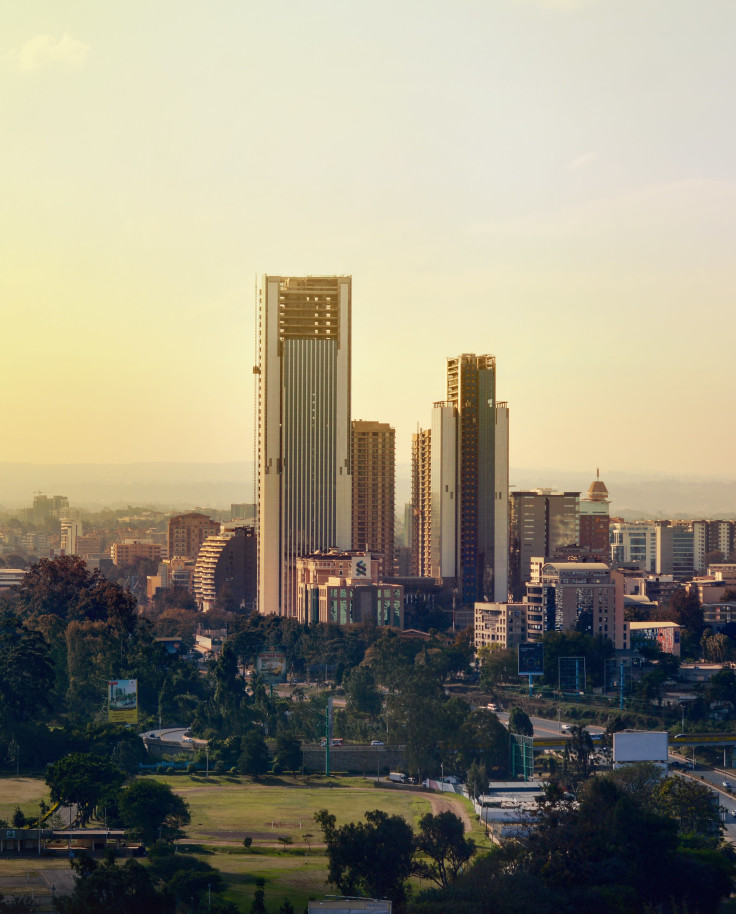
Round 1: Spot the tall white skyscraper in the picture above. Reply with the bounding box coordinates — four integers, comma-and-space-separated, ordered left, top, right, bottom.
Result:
257, 275, 352, 616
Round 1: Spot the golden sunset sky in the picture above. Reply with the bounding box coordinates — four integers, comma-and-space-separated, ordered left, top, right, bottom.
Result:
3, 1, 735, 475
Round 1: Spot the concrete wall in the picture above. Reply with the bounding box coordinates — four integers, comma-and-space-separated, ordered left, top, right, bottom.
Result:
302, 744, 406, 773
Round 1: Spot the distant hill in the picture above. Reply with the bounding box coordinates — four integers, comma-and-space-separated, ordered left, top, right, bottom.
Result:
1, 462, 734, 520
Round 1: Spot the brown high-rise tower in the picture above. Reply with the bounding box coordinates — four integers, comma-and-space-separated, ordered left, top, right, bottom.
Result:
351, 421, 395, 574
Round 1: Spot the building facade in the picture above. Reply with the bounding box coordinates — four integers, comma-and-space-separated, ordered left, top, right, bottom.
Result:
193, 526, 257, 612
509, 490, 580, 597
258, 275, 352, 617
412, 354, 509, 604
351, 420, 395, 571
111, 540, 162, 565
167, 513, 219, 560
474, 602, 527, 649
295, 549, 401, 627
525, 561, 626, 648
411, 427, 432, 577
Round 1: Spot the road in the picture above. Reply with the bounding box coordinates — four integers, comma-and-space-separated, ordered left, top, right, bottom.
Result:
498, 709, 736, 841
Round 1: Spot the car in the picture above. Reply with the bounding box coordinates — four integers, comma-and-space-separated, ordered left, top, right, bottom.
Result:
371, 740, 384, 746
182, 736, 193, 743
487, 703, 498, 712
723, 781, 732, 789
561, 724, 571, 733
147, 733, 160, 740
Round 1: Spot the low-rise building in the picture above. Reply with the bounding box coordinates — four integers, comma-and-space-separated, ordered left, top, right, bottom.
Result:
629, 621, 681, 656
474, 603, 527, 649
111, 540, 162, 566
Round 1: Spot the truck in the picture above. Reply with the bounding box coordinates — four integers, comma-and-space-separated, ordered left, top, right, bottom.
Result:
389, 772, 407, 783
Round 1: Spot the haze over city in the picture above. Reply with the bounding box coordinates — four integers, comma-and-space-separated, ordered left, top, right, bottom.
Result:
3, 0, 735, 481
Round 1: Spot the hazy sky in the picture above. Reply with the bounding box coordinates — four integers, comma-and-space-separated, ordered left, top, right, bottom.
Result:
3, 1, 735, 478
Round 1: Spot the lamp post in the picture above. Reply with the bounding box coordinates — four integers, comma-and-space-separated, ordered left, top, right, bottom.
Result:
680, 703, 686, 735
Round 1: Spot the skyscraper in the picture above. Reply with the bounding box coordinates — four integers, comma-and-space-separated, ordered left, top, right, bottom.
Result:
412, 354, 509, 604
446, 354, 509, 605
257, 275, 352, 616
351, 420, 395, 574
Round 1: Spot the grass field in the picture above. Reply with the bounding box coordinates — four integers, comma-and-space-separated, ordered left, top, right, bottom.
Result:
0, 777, 51, 824
0, 773, 484, 912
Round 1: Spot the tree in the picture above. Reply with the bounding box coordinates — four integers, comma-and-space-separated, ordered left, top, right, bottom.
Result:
315, 808, 415, 905
566, 724, 594, 780
46, 753, 125, 826
414, 811, 475, 889
250, 877, 266, 914
477, 646, 516, 691
507, 706, 533, 737
708, 666, 736, 703
0, 611, 55, 722
653, 776, 722, 845
344, 666, 382, 716
239, 729, 270, 780
273, 732, 302, 775
118, 778, 190, 845
0, 894, 38, 913
56, 856, 160, 914
465, 760, 488, 802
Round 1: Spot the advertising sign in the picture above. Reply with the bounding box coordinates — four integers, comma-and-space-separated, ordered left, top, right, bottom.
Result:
257, 649, 288, 683
108, 679, 138, 723
518, 642, 544, 677
351, 556, 370, 579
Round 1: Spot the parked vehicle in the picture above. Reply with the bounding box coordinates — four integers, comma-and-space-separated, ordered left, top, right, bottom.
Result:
389, 772, 407, 783
371, 740, 384, 746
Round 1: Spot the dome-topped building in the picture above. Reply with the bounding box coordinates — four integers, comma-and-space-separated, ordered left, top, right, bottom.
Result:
587, 468, 609, 503
580, 469, 610, 556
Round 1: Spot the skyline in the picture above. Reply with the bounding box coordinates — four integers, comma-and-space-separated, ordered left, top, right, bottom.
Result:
3, 1, 736, 476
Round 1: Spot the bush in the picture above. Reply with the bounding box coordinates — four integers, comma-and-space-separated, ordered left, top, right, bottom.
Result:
213, 760, 226, 775
229, 767, 238, 776
187, 762, 198, 775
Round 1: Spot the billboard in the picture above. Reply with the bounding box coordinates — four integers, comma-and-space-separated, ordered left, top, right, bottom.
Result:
351, 556, 370, 579
257, 650, 288, 683
108, 679, 138, 723
613, 731, 668, 768
518, 642, 544, 677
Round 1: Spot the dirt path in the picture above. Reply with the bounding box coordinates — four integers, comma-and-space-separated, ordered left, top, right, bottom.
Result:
427, 794, 473, 833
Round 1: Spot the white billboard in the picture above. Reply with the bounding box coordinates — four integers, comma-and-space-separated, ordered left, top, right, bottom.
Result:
613, 730, 668, 768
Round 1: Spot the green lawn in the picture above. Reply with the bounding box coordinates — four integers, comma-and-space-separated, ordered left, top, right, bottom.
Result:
0, 773, 483, 912
0, 777, 50, 824
159, 773, 479, 911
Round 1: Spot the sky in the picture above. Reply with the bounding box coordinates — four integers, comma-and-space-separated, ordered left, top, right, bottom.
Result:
2, 0, 736, 478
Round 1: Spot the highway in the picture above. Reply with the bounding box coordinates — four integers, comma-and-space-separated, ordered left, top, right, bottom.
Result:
496, 708, 736, 840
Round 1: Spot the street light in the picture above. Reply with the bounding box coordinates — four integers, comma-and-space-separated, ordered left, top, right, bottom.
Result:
680, 703, 686, 735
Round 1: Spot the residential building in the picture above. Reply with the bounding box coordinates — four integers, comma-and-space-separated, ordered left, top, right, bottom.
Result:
167, 513, 219, 560
525, 561, 626, 648
655, 522, 694, 580
509, 490, 579, 597
610, 522, 657, 572
193, 526, 257, 612
258, 275, 352, 617
474, 602, 527, 649
0, 568, 26, 590
351, 421, 395, 571
702, 603, 736, 631
411, 428, 432, 577
60, 519, 82, 556
111, 540, 162, 565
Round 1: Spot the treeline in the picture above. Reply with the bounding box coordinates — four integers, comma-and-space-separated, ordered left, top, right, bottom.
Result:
0, 556, 510, 783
